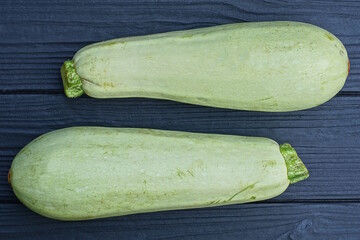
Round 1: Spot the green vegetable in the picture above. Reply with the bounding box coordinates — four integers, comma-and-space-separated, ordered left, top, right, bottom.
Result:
62, 21, 349, 112
9, 127, 308, 221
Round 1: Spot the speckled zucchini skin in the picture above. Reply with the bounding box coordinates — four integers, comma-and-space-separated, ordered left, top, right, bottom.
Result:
62, 21, 349, 111
9, 127, 308, 221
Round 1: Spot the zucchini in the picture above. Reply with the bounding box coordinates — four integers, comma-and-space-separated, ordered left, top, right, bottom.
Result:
62, 21, 349, 112
9, 127, 308, 221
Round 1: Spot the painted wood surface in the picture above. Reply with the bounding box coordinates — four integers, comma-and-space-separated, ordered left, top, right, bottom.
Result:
1, 0, 359, 239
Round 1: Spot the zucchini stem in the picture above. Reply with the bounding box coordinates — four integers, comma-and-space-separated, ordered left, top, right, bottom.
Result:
280, 143, 309, 184
61, 60, 84, 98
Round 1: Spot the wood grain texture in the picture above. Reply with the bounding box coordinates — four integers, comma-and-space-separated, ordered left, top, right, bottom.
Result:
1, 203, 360, 240
1, 1, 360, 239
0, 0, 359, 92
1, 94, 359, 203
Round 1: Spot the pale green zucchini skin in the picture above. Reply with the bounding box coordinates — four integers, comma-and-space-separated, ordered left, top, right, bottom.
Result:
9, 127, 308, 221
62, 21, 349, 112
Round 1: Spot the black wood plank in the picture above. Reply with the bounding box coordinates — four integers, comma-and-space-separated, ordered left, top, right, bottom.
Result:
1, 94, 359, 202
1, 202, 360, 240
1, 1, 360, 238
0, 0, 359, 92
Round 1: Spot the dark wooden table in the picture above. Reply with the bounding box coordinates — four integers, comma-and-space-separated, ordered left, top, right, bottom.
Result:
1, 1, 360, 239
